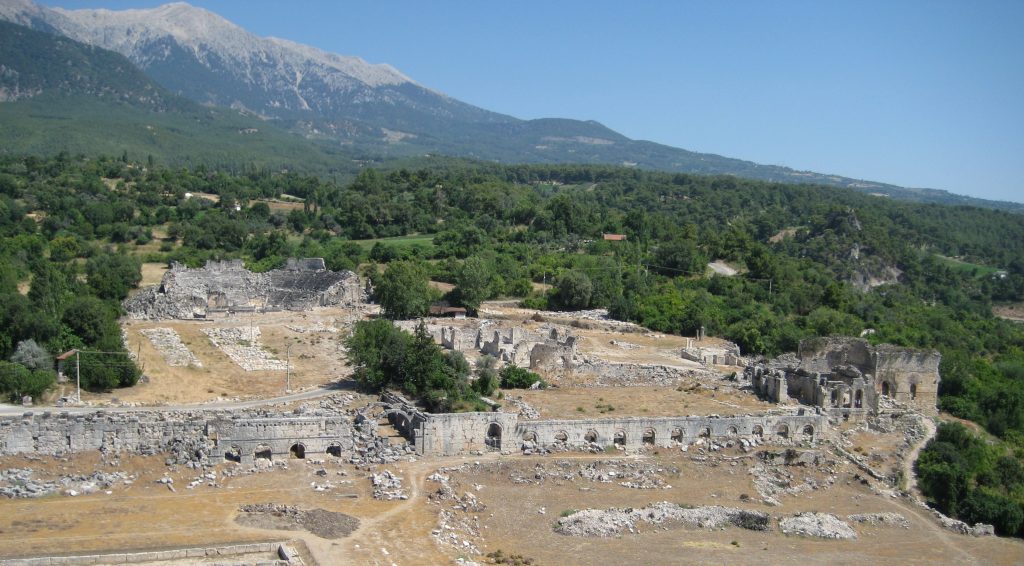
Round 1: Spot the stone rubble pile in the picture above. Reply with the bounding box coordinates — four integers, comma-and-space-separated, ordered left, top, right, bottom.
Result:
427, 471, 484, 556
139, 327, 202, 367
0, 468, 133, 498
506, 396, 540, 420
285, 321, 339, 334
350, 419, 412, 465
847, 513, 910, 528
371, 470, 408, 500
201, 326, 288, 371
507, 460, 676, 490
555, 502, 770, 537
779, 512, 857, 539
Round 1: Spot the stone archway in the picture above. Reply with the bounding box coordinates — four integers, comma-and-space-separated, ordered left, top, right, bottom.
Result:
802, 425, 815, 441
727, 426, 739, 437
254, 444, 273, 462
854, 389, 863, 408
751, 425, 764, 438
554, 430, 569, 443
613, 430, 626, 447
522, 430, 538, 443
776, 425, 789, 439
224, 445, 241, 463
670, 428, 684, 443
290, 443, 306, 459
584, 430, 598, 443
910, 383, 917, 400
881, 382, 891, 397
698, 427, 711, 438
326, 444, 343, 458
642, 428, 656, 445
486, 422, 502, 450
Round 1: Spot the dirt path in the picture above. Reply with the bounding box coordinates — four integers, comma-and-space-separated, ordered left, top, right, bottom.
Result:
903, 415, 937, 496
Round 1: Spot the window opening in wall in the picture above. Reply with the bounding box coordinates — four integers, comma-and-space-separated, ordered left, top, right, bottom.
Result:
485, 423, 502, 450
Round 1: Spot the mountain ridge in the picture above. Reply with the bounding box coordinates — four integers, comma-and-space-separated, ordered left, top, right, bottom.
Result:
0, 0, 1020, 212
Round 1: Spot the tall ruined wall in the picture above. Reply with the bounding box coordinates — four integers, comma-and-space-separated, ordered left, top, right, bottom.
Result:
873, 346, 941, 415
797, 337, 874, 374
0, 411, 208, 457
385, 396, 827, 457
0, 411, 355, 463
124, 258, 364, 319
208, 416, 354, 465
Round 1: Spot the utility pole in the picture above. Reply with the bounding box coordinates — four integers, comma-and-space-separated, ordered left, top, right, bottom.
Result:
285, 344, 291, 393
75, 349, 81, 405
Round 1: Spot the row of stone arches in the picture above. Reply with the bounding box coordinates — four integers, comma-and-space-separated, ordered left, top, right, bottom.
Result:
519, 423, 815, 447
222, 441, 345, 462
830, 388, 865, 409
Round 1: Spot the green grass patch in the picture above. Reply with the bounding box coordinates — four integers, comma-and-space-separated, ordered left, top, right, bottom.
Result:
351, 234, 436, 253
933, 254, 1000, 277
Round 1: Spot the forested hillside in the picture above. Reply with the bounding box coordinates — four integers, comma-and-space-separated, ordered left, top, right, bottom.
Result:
0, 153, 1022, 531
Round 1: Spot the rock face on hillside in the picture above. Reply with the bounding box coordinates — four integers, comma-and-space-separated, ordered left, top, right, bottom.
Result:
123, 258, 364, 319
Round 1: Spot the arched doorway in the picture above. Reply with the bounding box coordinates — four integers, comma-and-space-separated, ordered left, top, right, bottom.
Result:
224, 445, 241, 463
522, 431, 538, 443
727, 426, 739, 437
290, 443, 306, 459
910, 383, 917, 400
326, 444, 342, 458
584, 430, 598, 443
698, 427, 711, 438
830, 390, 839, 407
752, 425, 764, 438
854, 389, 863, 408
881, 382, 891, 397
554, 430, 569, 443
254, 444, 272, 462
670, 428, 683, 443
613, 430, 626, 447
486, 423, 502, 450
642, 428, 656, 446
802, 425, 814, 440
776, 425, 789, 439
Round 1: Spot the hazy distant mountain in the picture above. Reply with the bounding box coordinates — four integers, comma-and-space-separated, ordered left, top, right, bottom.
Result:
0, 18, 358, 171
1, 0, 1020, 212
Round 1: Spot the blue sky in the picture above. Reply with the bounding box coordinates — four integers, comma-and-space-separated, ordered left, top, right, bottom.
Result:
47, 1, 1024, 202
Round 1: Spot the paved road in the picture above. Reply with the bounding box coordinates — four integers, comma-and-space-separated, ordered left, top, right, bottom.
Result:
0, 384, 350, 417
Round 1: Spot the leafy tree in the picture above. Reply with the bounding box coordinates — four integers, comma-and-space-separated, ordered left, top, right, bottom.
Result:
454, 255, 495, 315
85, 251, 141, 300
373, 260, 435, 319
10, 339, 52, 371
552, 270, 592, 310
0, 360, 55, 401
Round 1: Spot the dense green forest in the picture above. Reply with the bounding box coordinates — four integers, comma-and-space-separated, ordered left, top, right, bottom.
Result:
0, 153, 1023, 531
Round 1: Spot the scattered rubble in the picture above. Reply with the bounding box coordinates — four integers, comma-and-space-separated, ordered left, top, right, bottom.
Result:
506, 396, 540, 420
201, 326, 288, 371
779, 512, 857, 539
555, 503, 770, 537
371, 470, 408, 500
139, 327, 202, 367
0, 468, 132, 498
847, 513, 910, 528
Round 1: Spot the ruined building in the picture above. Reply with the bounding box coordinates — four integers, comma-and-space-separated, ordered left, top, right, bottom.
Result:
124, 258, 365, 319
746, 336, 940, 416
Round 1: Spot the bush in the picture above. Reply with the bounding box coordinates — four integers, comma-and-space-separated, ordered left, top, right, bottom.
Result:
499, 365, 545, 389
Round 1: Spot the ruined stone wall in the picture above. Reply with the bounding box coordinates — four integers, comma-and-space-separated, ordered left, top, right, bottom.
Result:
381, 393, 826, 456
752, 337, 940, 415
0, 411, 208, 457
124, 258, 364, 319
0, 411, 355, 463
873, 346, 941, 415
208, 416, 354, 465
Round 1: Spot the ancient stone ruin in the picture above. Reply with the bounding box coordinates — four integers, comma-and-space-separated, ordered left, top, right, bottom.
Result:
380, 392, 825, 457
745, 336, 940, 416
124, 258, 364, 319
